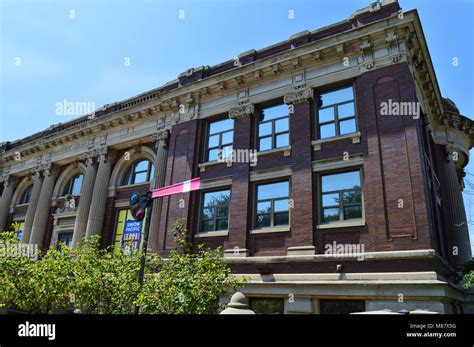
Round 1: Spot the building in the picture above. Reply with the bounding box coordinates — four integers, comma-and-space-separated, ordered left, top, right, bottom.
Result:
0, 0, 473, 314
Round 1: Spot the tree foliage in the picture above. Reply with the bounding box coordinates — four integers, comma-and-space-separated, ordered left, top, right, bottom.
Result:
0, 219, 244, 314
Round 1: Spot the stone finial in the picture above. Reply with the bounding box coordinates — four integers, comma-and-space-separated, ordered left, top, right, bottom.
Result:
220, 292, 255, 315
229, 104, 255, 119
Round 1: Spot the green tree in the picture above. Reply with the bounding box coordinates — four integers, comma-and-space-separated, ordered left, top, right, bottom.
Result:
462, 259, 474, 290
136, 218, 245, 314
0, 219, 245, 314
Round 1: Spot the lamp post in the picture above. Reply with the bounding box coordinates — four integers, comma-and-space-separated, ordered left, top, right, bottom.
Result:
130, 191, 153, 315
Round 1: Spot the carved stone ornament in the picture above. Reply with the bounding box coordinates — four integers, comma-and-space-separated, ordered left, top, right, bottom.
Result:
284, 87, 314, 104
229, 104, 255, 119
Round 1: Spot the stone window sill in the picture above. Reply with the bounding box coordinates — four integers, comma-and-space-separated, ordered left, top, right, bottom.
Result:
117, 182, 151, 190
198, 160, 232, 172
250, 226, 290, 234
316, 219, 365, 229
312, 132, 361, 151
257, 146, 291, 157
194, 230, 229, 238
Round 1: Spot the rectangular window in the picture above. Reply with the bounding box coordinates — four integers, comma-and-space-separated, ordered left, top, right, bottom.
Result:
249, 298, 284, 314
320, 170, 362, 223
206, 119, 234, 162
114, 209, 145, 250
258, 104, 290, 151
317, 86, 356, 139
200, 189, 231, 232
255, 180, 290, 228
319, 299, 365, 314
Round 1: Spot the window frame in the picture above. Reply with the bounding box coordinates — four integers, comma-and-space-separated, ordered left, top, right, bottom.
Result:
205, 118, 234, 162
198, 188, 231, 233
122, 160, 154, 186
253, 179, 291, 229
257, 104, 290, 152
318, 169, 363, 224
316, 85, 357, 140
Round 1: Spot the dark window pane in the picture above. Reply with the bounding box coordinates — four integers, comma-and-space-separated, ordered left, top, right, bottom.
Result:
320, 300, 365, 314
256, 214, 271, 228
261, 104, 287, 122
257, 181, 289, 200
57, 232, 73, 249
322, 193, 339, 207
259, 122, 272, 136
274, 211, 289, 226
257, 201, 271, 214
216, 219, 228, 230
343, 191, 361, 204
208, 134, 219, 148
320, 86, 353, 107
201, 220, 214, 232
276, 133, 289, 148
344, 205, 362, 220
322, 171, 360, 192
20, 185, 33, 204
275, 118, 289, 133
274, 199, 289, 212
318, 107, 335, 123
210, 119, 234, 134
208, 148, 219, 161
340, 118, 356, 135
249, 298, 284, 314
221, 131, 233, 145
320, 123, 336, 139
122, 167, 131, 186
216, 206, 229, 218
202, 207, 214, 220
259, 137, 272, 151
338, 102, 355, 118
322, 208, 340, 222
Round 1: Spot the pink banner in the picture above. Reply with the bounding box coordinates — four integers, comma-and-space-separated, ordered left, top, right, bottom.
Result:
151, 177, 201, 199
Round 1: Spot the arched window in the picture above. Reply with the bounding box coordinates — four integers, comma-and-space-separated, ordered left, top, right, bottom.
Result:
19, 185, 33, 205
121, 160, 154, 186
63, 174, 84, 196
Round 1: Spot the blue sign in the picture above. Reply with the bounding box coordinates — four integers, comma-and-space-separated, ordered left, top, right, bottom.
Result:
121, 219, 143, 251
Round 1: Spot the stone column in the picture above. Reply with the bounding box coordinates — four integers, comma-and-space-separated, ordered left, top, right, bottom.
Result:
21, 171, 43, 243
149, 129, 169, 251
85, 147, 115, 238
72, 154, 98, 247
29, 164, 59, 246
0, 175, 18, 231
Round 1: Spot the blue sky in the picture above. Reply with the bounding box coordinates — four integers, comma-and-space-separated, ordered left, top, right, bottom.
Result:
1, 0, 473, 251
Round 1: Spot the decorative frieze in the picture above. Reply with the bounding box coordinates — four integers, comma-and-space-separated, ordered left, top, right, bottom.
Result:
359, 39, 374, 70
